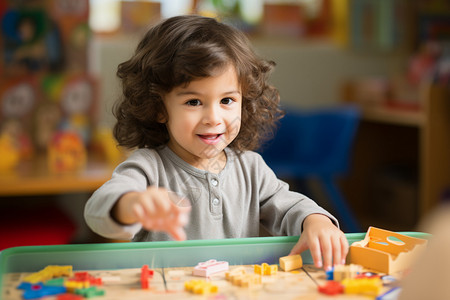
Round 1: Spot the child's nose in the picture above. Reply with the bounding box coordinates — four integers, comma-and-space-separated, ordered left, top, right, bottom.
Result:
202, 104, 221, 126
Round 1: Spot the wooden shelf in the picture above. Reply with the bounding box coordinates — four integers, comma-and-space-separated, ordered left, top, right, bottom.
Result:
361, 106, 425, 127
0, 156, 116, 197
343, 84, 450, 229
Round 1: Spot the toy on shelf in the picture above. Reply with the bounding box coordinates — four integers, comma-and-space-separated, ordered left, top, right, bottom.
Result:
91, 127, 124, 165
350, 227, 428, 274
0, 132, 20, 171
47, 131, 86, 173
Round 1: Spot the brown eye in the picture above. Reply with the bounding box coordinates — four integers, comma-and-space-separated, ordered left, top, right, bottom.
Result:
221, 98, 233, 105
186, 99, 201, 106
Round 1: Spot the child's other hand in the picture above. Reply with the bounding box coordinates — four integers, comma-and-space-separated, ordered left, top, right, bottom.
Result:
288, 214, 348, 270
113, 187, 191, 241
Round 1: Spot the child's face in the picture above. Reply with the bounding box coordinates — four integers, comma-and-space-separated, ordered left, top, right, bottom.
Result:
163, 64, 242, 171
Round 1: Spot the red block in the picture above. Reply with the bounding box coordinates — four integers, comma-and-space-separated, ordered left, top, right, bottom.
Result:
141, 265, 154, 289
318, 280, 344, 295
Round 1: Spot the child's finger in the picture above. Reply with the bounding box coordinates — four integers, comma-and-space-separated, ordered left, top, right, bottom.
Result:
133, 203, 159, 229
139, 195, 156, 216
309, 238, 323, 269
149, 191, 171, 213
288, 240, 308, 256
132, 203, 145, 221
332, 236, 342, 267
341, 235, 349, 264
167, 224, 187, 241
321, 237, 332, 271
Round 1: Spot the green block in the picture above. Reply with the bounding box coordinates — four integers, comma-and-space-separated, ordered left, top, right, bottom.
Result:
44, 277, 65, 286
75, 286, 105, 298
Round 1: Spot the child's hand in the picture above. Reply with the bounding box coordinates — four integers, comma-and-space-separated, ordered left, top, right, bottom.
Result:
289, 214, 348, 270
112, 186, 191, 241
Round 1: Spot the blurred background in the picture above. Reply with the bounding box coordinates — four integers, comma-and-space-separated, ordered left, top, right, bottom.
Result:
0, 0, 449, 249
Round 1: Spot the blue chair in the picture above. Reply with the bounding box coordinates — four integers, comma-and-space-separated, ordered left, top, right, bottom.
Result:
259, 105, 361, 232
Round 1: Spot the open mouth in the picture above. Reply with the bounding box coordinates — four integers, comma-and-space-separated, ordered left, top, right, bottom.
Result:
197, 133, 223, 145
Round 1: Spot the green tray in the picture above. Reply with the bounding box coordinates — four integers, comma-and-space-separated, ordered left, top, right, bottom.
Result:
0, 232, 429, 293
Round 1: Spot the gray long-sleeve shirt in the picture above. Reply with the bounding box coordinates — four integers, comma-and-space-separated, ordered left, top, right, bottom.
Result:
84, 146, 338, 241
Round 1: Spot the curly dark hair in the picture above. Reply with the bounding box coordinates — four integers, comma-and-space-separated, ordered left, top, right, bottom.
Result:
113, 15, 283, 152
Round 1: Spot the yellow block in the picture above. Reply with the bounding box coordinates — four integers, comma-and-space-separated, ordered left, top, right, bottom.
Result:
279, 255, 303, 272
342, 277, 382, 295
23, 265, 73, 284
185, 279, 218, 295
254, 263, 277, 275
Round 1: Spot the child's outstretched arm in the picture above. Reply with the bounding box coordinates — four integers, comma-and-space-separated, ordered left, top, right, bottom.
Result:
289, 214, 348, 270
111, 186, 191, 241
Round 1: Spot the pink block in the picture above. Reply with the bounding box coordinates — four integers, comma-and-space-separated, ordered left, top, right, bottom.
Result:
192, 259, 229, 277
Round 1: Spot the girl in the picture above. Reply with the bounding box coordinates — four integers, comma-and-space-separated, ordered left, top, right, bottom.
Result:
85, 15, 348, 270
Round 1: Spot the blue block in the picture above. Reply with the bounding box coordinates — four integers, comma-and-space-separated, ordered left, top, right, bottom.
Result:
17, 282, 66, 299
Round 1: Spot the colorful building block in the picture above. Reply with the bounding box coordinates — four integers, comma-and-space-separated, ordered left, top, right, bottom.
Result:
225, 267, 246, 281
65, 280, 90, 292
333, 264, 363, 281
72, 272, 102, 286
18, 282, 67, 299
225, 267, 262, 287
23, 265, 73, 284
192, 259, 229, 277
279, 254, 303, 271
318, 280, 344, 295
254, 263, 277, 275
184, 279, 218, 294
140, 265, 154, 289
341, 277, 382, 295
45, 278, 65, 287
56, 294, 84, 300
74, 286, 105, 298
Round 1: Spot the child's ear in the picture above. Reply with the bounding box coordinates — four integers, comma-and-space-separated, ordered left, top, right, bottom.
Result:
156, 112, 167, 123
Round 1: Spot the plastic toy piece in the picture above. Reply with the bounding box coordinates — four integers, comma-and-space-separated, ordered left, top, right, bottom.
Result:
140, 265, 154, 289
56, 294, 84, 300
74, 286, 105, 298
237, 274, 262, 287
185, 279, 218, 294
325, 267, 334, 280
45, 278, 65, 286
192, 259, 229, 277
226, 267, 247, 285
333, 264, 363, 281
318, 280, 344, 295
65, 280, 90, 292
18, 282, 67, 299
350, 227, 428, 274
73, 272, 102, 286
225, 267, 246, 281
225, 267, 261, 287
341, 277, 382, 296
254, 263, 277, 275
279, 254, 303, 272
23, 265, 73, 284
